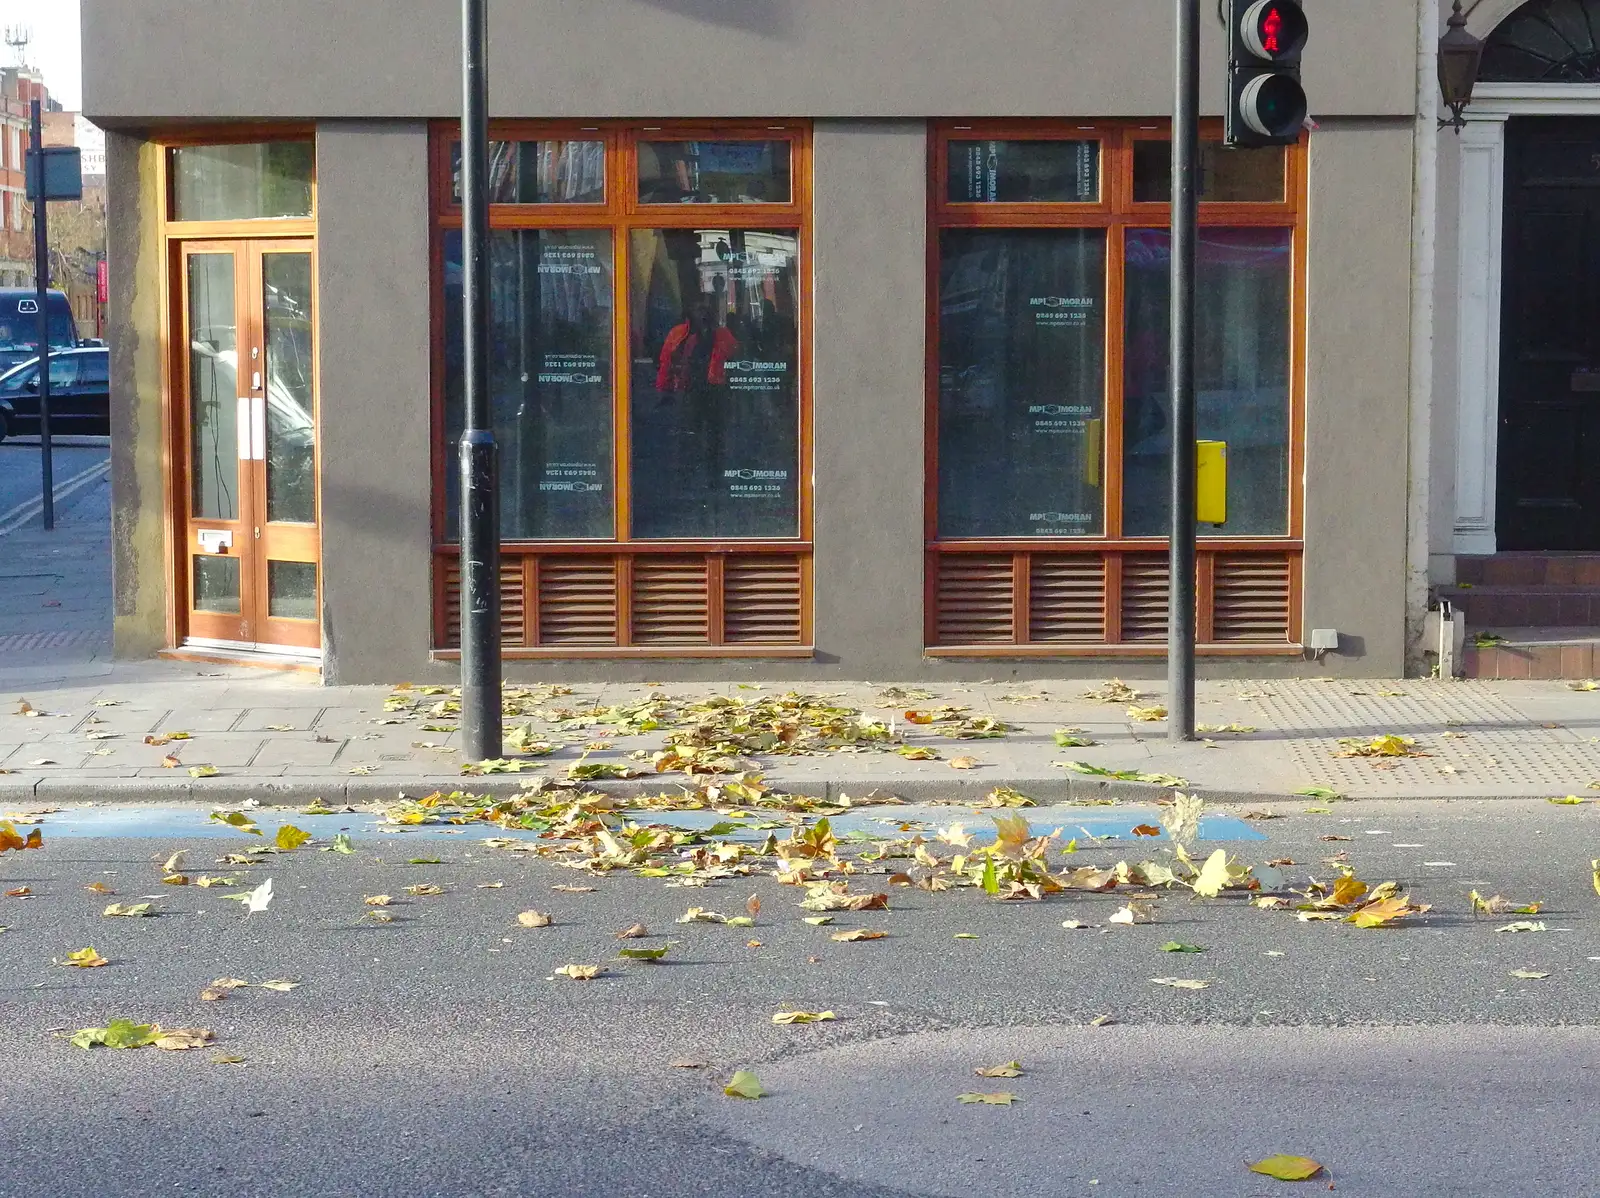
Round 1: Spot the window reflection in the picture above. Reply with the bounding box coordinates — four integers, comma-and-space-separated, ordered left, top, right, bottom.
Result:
1132, 141, 1285, 203
938, 228, 1107, 538
187, 253, 238, 522
450, 140, 606, 204
263, 253, 316, 524
172, 143, 313, 222
1122, 227, 1291, 536
948, 141, 1100, 203
443, 229, 616, 540
638, 141, 791, 204
629, 228, 800, 538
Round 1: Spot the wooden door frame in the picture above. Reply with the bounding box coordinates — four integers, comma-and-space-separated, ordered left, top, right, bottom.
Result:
155, 131, 320, 656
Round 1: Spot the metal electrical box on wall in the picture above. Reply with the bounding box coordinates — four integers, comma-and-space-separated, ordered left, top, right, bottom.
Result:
1197, 440, 1227, 525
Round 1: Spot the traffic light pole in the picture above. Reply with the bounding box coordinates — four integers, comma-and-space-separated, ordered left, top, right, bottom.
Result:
459, 0, 503, 760
30, 99, 53, 532
1168, 0, 1199, 742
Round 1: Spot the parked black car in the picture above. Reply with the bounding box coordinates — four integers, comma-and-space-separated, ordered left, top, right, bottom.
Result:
0, 347, 111, 441
0, 288, 80, 376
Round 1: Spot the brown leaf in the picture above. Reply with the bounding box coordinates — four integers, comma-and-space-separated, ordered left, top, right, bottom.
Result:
949, 756, 979, 770
552, 884, 596, 894
83, 882, 114, 895
745, 893, 762, 918
161, 754, 182, 769
151, 1026, 213, 1051
363, 894, 393, 906
830, 928, 887, 942
555, 964, 600, 981
5, 887, 32, 897
1132, 824, 1161, 837
517, 910, 553, 928
669, 1059, 707, 1069
615, 923, 649, 939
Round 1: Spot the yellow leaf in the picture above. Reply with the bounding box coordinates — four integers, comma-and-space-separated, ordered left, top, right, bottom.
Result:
830, 928, 887, 942
274, 824, 311, 850
1127, 705, 1168, 722
1191, 849, 1230, 898
1248, 1155, 1324, 1181
363, 894, 393, 906
772, 1010, 836, 1024
1346, 893, 1430, 928
724, 1070, 765, 1099
949, 756, 979, 770
1510, 969, 1550, 979
1150, 976, 1209, 989
59, 947, 108, 968
555, 964, 600, 981
188, 765, 219, 779
1592, 860, 1600, 899
957, 1092, 1017, 1105
974, 1061, 1023, 1078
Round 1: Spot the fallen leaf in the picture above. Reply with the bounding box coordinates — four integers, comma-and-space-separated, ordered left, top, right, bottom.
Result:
211, 1054, 247, 1065
1159, 941, 1205, 953
161, 755, 182, 769
83, 882, 113, 894
724, 1070, 765, 1099
1151, 977, 1209, 989
618, 945, 670, 961
957, 1092, 1017, 1106
1109, 902, 1154, 925
1495, 921, 1548, 933
1548, 796, 1586, 806
949, 756, 979, 770
802, 916, 834, 926
274, 824, 312, 850
1248, 1155, 1324, 1182
1346, 893, 1429, 928
102, 902, 153, 918
830, 928, 887, 942
238, 878, 274, 914
669, 1059, 707, 1069
161, 873, 188, 886
1061, 919, 1091, 929
973, 1061, 1023, 1078
1127, 705, 1167, 722
58, 947, 108, 968
772, 1010, 836, 1024
194, 875, 234, 888
953, 932, 978, 939
5, 887, 32, 897
1509, 969, 1550, 979
363, 894, 393, 907
745, 893, 762, 919
1089, 1014, 1116, 1027
1191, 849, 1231, 898
151, 1027, 214, 1052
210, 810, 262, 836
552, 884, 596, 894
160, 850, 188, 874
256, 979, 300, 992
513, 910, 553, 928
188, 765, 220, 779
555, 964, 600, 981
616, 923, 649, 939
69, 1019, 157, 1050
404, 883, 445, 897
1132, 824, 1161, 837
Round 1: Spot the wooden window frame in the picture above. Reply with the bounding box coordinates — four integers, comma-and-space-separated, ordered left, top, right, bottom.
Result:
926, 118, 1308, 656
427, 120, 814, 658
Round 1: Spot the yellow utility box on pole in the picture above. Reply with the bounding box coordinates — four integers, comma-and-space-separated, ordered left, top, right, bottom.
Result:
1196, 440, 1227, 525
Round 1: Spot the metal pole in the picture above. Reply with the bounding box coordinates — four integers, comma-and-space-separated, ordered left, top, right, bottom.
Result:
459, 0, 502, 760
31, 99, 53, 532
1168, 0, 1199, 742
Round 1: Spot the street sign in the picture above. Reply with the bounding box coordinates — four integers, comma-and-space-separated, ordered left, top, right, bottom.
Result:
97, 260, 108, 305
25, 146, 83, 201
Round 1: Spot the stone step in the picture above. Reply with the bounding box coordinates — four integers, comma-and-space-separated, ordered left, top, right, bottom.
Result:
1456, 553, 1600, 587
1437, 583, 1600, 627
1462, 627, 1600, 679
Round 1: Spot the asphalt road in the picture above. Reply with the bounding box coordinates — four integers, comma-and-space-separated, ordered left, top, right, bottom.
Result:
0, 438, 109, 527
0, 796, 1596, 1197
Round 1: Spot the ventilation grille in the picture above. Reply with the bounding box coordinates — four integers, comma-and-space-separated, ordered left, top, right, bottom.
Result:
1029, 555, 1106, 642
538, 557, 619, 646
1119, 555, 1170, 642
724, 556, 804, 644
631, 557, 709, 645
443, 561, 526, 647
936, 555, 1015, 643
1212, 554, 1291, 642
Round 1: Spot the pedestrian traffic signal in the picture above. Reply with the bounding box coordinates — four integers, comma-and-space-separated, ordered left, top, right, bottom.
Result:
1225, 0, 1308, 148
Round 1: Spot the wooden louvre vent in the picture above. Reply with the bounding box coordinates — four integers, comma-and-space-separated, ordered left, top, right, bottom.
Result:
930, 548, 1297, 652
439, 551, 806, 653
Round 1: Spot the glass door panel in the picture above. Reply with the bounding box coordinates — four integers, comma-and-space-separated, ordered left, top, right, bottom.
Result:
179, 239, 320, 654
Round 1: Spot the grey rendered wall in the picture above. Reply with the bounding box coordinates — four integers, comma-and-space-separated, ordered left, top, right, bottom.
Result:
107, 130, 167, 659
1302, 120, 1417, 676
85, 0, 1416, 125
315, 123, 436, 684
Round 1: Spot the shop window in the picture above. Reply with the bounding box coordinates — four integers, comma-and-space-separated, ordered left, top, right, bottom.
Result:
431, 123, 812, 656
928, 121, 1305, 654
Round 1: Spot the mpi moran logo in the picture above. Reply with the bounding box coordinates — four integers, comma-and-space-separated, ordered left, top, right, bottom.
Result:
538, 373, 604, 385
1029, 511, 1092, 524
717, 249, 786, 267
537, 263, 603, 276
724, 360, 788, 373
723, 468, 788, 481
540, 481, 605, 493
1030, 296, 1095, 308
1027, 404, 1093, 417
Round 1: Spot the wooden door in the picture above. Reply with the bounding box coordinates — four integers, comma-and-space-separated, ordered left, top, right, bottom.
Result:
1498, 116, 1600, 551
179, 240, 320, 652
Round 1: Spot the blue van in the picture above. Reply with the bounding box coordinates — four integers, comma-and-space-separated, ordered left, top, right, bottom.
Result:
0, 289, 79, 376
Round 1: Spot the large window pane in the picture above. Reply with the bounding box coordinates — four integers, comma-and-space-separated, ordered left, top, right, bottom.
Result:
938, 228, 1107, 538
171, 143, 314, 222
443, 228, 616, 540
263, 253, 316, 524
1132, 141, 1285, 203
1122, 227, 1292, 537
629, 229, 800, 538
638, 142, 791, 204
450, 140, 606, 204
948, 140, 1100, 203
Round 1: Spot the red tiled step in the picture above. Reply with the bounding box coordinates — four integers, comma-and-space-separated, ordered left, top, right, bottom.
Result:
1455, 553, 1600, 586
1438, 583, 1600, 627
1462, 627, 1600, 679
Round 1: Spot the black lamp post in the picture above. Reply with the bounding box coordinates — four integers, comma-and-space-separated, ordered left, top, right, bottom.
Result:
1439, 0, 1485, 132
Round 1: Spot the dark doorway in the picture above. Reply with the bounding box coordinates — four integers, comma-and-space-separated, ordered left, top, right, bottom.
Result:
1498, 116, 1600, 550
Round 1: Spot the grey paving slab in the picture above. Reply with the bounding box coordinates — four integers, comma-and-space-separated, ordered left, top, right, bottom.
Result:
249, 739, 345, 768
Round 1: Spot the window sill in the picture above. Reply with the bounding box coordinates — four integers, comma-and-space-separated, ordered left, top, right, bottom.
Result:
925, 643, 1305, 658
431, 645, 815, 661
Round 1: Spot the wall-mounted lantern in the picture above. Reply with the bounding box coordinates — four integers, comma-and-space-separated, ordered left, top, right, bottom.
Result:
1438, 0, 1485, 131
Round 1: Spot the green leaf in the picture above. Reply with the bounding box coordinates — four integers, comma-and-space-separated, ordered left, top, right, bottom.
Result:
1548, 795, 1586, 806
802, 916, 834, 926
954, 932, 979, 939
324, 833, 354, 855
617, 945, 670, 961
209, 810, 262, 836
1159, 941, 1206, 953
1248, 1155, 1324, 1181
724, 1070, 766, 1099
274, 824, 312, 851
406, 857, 442, 865
1053, 730, 1098, 748
1293, 786, 1342, 801
71, 1018, 158, 1050
300, 798, 336, 815
102, 902, 153, 918
980, 855, 999, 896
